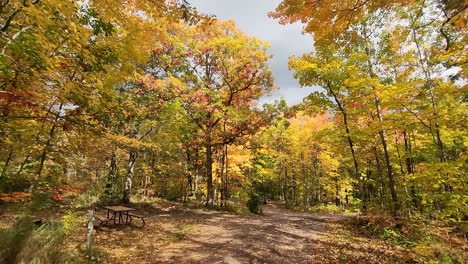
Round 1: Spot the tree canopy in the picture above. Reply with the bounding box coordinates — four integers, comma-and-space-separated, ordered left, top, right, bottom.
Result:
0, 0, 466, 237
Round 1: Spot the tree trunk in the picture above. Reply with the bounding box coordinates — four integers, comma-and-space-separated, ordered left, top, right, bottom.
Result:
29, 103, 63, 192
194, 173, 199, 197
334, 177, 340, 206
16, 154, 30, 177
122, 150, 138, 204
373, 147, 386, 208
301, 151, 309, 209
186, 151, 193, 196
0, 148, 13, 179
219, 144, 228, 206
430, 91, 447, 162
375, 97, 399, 212
292, 165, 297, 206
86, 209, 96, 256
284, 166, 289, 206
404, 131, 420, 210
105, 152, 118, 196
224, 144, 229, 204
16, 101, 56, 178
395, 134, 405, 176
311, 156, 319, 206
411, 26, 447, 162
361, 37, 398, 212
403, 131, 414, 174
205, 134, 214, 207
279, 165, 284, 201
327, 84, 365, 210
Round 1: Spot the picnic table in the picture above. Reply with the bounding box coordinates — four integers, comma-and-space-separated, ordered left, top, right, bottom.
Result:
103, 205, 136, 224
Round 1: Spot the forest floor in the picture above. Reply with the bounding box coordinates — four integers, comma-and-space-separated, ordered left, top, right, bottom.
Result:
80, 201, 416, 264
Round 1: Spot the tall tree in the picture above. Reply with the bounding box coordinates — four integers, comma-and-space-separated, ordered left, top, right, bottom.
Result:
145, 20, 275, 206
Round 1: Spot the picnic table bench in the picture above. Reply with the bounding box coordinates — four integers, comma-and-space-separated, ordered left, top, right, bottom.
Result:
128, 212, 146, 227
104, 205, 136, 225
95, 215, 112, 226
94, 205, 146, 228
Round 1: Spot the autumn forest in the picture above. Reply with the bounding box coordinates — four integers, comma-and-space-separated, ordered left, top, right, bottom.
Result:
0, 0, 466, 263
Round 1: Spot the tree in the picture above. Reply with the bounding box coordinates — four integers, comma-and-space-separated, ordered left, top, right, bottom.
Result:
269, 0, 466, 49
0, 0, 201, 195
272, 0, 467, 217
145, 20, 275, 206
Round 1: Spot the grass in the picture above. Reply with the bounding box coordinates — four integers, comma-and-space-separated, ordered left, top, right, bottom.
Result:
0, 217, 73, 264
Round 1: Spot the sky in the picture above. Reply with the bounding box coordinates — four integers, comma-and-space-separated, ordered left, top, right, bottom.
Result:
191, 0, 319, 106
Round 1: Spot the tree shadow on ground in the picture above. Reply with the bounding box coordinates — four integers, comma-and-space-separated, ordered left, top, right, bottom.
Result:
91, 201, 362, 264
149, 203, 341, 264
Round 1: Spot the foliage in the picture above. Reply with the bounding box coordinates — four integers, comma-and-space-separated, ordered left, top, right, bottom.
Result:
0, 192, 31, 203
30, 189, 56, 211
352, 215, 467, 263
222, 200, 251, 215
0, 0, 466, 262
269, 0, 467, 223
308, 204, 343, 214
0, 218, 71, 264
246, 193, 263, 214
61, 210, 80, 236
144, 19, 277, 206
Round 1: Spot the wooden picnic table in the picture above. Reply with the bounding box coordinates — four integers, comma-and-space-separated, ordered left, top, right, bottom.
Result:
103, 206, 136, 225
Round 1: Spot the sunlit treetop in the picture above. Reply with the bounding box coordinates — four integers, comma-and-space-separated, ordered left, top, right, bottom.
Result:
269, 0, 466, 47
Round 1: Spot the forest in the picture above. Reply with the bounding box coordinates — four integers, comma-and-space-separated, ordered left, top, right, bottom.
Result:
0, 0, 466, 263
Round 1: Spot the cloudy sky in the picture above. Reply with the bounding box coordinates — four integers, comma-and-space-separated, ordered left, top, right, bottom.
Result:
191, 0, 318, 106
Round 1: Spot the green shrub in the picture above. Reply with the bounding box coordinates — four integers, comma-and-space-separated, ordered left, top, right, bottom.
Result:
30, 191, 54, 211
223, 200, 250, 215
71, 190, 100, 209
380, 227, 417, 248
61, 211, 81, 235
246, 194, 263, 214
308, 204, 342, 213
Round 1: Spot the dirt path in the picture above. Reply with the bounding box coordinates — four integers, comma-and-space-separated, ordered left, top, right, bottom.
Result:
69, 201, 411, 263
1, 201, 453, 263
132, 202, 352, 264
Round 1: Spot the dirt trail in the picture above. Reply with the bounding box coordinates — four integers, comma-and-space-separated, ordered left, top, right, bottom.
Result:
148, 202, 351, 264
65, 201, 417, 263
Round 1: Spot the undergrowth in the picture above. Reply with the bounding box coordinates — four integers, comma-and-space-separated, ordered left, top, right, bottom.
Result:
0, 217, 72, 264
352, 214, 467, 264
